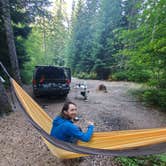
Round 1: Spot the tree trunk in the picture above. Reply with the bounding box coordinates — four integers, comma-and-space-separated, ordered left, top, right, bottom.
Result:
1, 0, 21, 83
0, 80, 12, 116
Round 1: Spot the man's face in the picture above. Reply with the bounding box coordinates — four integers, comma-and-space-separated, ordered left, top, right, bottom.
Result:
65, 104, 77, 120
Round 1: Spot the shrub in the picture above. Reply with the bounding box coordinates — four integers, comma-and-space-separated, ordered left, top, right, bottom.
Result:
112, 71, 128, 81
76, 72, 97, 79
131, 88, 166, 111
112, 70, 151, 82
127, 70, 151, 83
76, 72, 86, 79
115, 154, 166, 166
142, 89, 166, 110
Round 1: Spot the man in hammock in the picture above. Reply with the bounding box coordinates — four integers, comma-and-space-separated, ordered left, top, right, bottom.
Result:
50, 101, 94, 143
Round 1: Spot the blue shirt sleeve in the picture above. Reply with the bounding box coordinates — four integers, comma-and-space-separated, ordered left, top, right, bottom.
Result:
69, 124, 94, 142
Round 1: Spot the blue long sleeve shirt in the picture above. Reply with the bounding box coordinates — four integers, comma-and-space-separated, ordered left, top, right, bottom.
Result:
50, 116, 94, 143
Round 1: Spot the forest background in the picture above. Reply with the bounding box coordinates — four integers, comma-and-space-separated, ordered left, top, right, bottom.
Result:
1, 0, 165, 109
0, 0, 166, 165
0, 0, 165, 109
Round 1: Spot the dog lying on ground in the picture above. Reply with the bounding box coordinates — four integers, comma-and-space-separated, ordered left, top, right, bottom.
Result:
97, 84, 108, 93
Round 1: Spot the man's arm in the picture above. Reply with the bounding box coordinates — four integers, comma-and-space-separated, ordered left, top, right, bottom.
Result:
70, 123, 94, 142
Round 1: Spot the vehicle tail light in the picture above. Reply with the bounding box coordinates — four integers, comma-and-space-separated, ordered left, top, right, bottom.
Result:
39, 77, 45, 83
32, 79, 36, 85
66, 79, 71, 85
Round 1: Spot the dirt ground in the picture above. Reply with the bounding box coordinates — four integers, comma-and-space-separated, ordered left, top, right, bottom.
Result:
0, 78, 166, 166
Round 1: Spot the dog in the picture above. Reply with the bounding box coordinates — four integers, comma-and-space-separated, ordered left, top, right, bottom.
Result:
97, 84, 107, 93
74, 83, 89, 101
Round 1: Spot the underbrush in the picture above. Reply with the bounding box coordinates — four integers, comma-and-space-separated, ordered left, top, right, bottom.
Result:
115, 154, 166, 166
130, 87, 166, 111
111, 71, 150, 83
75, 72, 97, 79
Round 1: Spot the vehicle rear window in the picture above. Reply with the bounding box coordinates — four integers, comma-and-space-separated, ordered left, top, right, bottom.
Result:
35, 67, 66, 80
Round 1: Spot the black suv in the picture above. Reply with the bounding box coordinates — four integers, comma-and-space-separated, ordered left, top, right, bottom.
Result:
32, 66, 71, 97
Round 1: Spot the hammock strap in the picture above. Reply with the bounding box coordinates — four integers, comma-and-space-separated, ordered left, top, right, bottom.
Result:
0, 62, 11, 79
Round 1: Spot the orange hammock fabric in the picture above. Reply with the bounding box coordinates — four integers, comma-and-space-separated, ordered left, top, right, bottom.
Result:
11, 78, 166, 159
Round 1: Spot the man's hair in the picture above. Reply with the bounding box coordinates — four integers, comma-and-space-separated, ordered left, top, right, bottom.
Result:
60, 101, 76, 119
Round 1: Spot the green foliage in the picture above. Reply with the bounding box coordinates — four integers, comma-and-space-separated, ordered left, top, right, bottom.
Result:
115, 154, 166, 166
21, 0, 69, 83
127, 70, 151, 82
44, 1, 69, 66
120, 0, 166, 87
67, 0, 126, 79
142, 89, 166, 110
66, 0, 166, 116
112, 72, 128, 81
21, 28, 45, 83
67, 0, 99, 74
131, 87, 166, 111
158, 154, 166, 162
75, 72, 97, 80
0, 0, 51, 81
1, 0, 165, 114
112, 69, 151, 82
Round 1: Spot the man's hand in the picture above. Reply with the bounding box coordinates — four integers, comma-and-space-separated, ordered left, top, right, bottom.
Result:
87, 121, 94, 126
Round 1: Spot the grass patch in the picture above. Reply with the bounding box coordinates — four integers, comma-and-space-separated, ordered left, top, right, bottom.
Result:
115, 154, 166, 166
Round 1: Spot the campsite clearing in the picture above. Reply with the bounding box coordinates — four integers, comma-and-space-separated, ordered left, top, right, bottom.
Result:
0, 78, 166, 166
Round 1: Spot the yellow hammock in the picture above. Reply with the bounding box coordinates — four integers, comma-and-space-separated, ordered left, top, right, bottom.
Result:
11, 78, 166, 159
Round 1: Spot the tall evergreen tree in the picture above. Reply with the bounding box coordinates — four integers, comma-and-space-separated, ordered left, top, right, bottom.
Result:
92, 0, 122, 79
1, 0, 21, 83
67, 0, 100, 74
120, 0, 166, 85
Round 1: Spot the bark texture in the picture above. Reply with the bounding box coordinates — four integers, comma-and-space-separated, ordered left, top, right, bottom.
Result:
0, 80, 12, 116
1, 0, 21, 83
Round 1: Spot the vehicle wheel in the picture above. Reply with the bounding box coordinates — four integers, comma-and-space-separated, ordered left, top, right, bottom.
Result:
63, 93, 68, 99
33, 91, 40, 98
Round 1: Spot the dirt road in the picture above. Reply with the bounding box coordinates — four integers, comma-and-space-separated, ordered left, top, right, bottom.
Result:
0, 78, 166, 166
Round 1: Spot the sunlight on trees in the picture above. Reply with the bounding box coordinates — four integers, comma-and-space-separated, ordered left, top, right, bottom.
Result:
0, 0, 165, 109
